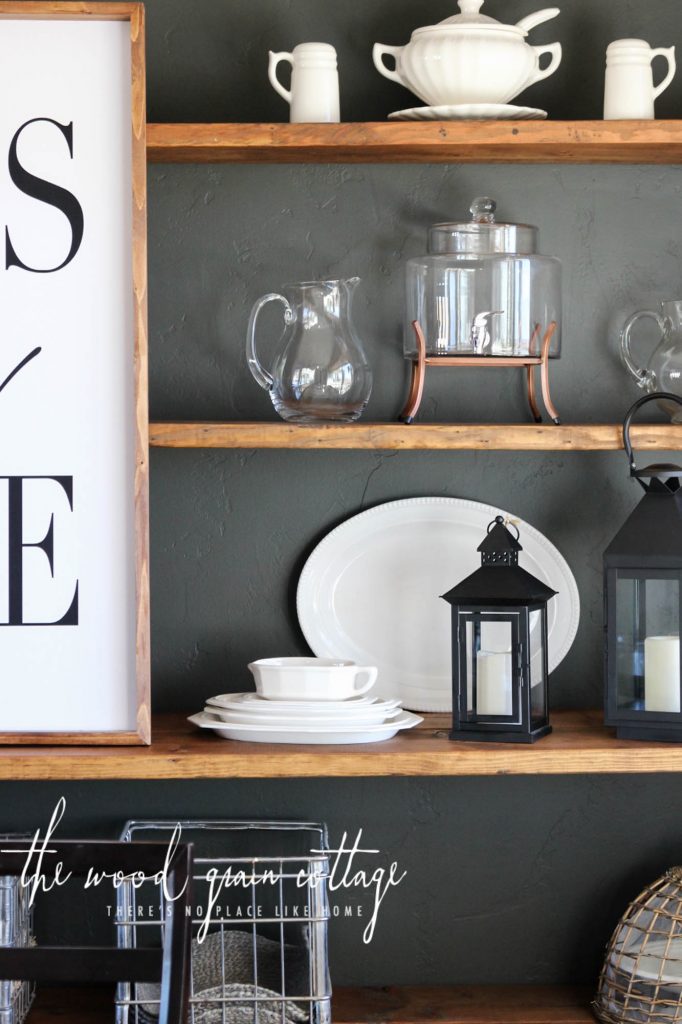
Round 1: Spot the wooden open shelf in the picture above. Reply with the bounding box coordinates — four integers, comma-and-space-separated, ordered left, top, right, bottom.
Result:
4, 710, 682, 780
147, 120, 682, 164
149, 422, 682, 451
335, 985, 594, 1024
27, 984, 594, 1023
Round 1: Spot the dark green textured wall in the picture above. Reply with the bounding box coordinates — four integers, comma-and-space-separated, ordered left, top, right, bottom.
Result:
9, 0, 682, 988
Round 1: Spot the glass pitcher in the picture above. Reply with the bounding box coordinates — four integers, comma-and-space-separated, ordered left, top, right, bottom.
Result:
246, 278, 372, 423
621, 300, 682, 422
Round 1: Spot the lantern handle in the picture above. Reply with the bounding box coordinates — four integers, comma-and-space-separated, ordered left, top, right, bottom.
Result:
623, 392, 682, 476
487, 515, 520, 540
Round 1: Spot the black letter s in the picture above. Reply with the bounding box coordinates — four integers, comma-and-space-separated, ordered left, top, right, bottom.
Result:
6, 117, 84, 273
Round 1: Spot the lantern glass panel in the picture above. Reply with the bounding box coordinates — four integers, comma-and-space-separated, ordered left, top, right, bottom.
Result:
615, 572, 681, 713
462, 613, 519, 723
530, 608, 547, 725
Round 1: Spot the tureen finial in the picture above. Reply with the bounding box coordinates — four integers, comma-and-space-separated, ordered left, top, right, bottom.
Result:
458, 0, 485, 11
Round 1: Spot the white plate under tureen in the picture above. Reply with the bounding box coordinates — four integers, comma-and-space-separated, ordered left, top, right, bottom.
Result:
387, 104, 548, 121
297, 497, 579, 712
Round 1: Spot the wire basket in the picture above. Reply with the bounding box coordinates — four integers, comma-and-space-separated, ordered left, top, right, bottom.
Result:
0, 835, 35, 1024
595, 868, 682, 1023
116, 820, 332, 1024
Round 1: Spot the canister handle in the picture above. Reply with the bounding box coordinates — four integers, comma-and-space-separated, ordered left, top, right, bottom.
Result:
268, 51, 294, 104
651, 46, 676, 100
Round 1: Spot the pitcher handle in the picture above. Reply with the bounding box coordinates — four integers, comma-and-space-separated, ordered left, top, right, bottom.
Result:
528, 42, 562, 86
246, 293, 294, 391
620, 309, 663, 389
652, 46, 676, 99
372, 43, 405, 87
268, 51, 294, 104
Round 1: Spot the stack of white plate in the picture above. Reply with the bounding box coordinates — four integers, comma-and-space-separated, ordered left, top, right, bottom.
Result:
188, 693, 423, 745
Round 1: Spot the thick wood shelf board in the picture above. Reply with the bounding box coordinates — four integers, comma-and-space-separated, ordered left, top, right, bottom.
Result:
147, 120, 682, 164
4, 710, 682, 780
28, 985, 594, 1024
334, 985, 595, 1024
149, 422, 682, 452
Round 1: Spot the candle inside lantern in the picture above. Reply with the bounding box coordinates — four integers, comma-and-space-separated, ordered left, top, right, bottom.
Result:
644, 636, 681, 713
476, 651, 513, 716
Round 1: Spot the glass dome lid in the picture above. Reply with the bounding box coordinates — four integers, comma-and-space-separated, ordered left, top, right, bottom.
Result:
429, 197, 539, 256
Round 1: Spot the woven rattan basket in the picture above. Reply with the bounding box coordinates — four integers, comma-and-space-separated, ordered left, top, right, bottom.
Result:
595, 868, 682, 1024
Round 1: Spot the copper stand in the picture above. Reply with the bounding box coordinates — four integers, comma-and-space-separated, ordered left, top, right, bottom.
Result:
400, 320, 561, 425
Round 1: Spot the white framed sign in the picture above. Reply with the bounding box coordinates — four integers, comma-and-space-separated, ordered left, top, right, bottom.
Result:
0, 3, 150, 744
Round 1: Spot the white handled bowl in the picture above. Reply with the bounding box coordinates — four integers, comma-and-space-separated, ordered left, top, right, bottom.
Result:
248, 657, 378, 701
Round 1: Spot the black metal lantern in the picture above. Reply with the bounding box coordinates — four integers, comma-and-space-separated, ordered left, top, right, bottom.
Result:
442, 515, 556, 744
604, 393, 682, 742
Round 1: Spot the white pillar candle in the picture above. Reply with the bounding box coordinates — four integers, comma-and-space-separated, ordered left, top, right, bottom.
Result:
477, 651, 513, 716
644, 636, 681, 713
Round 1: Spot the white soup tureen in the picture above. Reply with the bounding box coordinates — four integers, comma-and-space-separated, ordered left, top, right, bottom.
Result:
373, 0, 562, 107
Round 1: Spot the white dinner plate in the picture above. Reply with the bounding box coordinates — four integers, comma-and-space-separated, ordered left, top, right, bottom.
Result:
204, 704, 403, 728
297, 497, 580, 711
387, 103, 548, 121
188, 711, 422, 745
206, 693, 401, 713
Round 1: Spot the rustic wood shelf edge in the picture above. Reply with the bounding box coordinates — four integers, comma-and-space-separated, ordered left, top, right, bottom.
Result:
3, 711, 682, 780
146, 121, 682, 164
148, 422, 682, 451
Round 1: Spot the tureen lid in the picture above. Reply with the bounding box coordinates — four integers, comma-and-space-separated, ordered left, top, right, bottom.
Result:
423, 0, 523, 34
429, 197, 538, 255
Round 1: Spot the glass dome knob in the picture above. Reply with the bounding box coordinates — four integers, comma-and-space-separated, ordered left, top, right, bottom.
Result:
470, 197, 497, 224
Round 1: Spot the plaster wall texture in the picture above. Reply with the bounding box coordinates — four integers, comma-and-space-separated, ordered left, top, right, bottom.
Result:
12, 0, 682, 988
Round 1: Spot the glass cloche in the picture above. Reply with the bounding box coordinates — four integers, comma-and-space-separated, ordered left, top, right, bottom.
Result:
405, 197, 562, 359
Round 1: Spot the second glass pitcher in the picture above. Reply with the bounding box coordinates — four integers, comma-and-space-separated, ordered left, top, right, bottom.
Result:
621, 300, 682, 421
246, 278, 372, 423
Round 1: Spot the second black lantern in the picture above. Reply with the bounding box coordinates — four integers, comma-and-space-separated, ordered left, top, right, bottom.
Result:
442, 516, 556, 743
604, 394, 682, 742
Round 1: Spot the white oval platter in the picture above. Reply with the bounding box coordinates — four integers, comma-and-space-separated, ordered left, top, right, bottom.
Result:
297, 497, 580, 712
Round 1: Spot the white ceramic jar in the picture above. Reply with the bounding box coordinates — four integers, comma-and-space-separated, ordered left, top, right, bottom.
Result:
373, 0, 562, 107
604, 39, 676, 119
268, 42, 340, 123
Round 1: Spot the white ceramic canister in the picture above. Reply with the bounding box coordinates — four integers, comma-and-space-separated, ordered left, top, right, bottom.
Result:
268, 42, 340, 123
604, 38, 676, 119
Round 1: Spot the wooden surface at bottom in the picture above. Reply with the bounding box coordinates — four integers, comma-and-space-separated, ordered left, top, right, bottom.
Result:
28, 987, 112, 1023
27, 985, 595, 1023
334, 986, 595, 1023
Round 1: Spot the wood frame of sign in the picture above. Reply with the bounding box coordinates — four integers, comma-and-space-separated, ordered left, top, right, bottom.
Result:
0, 2, 150, 745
